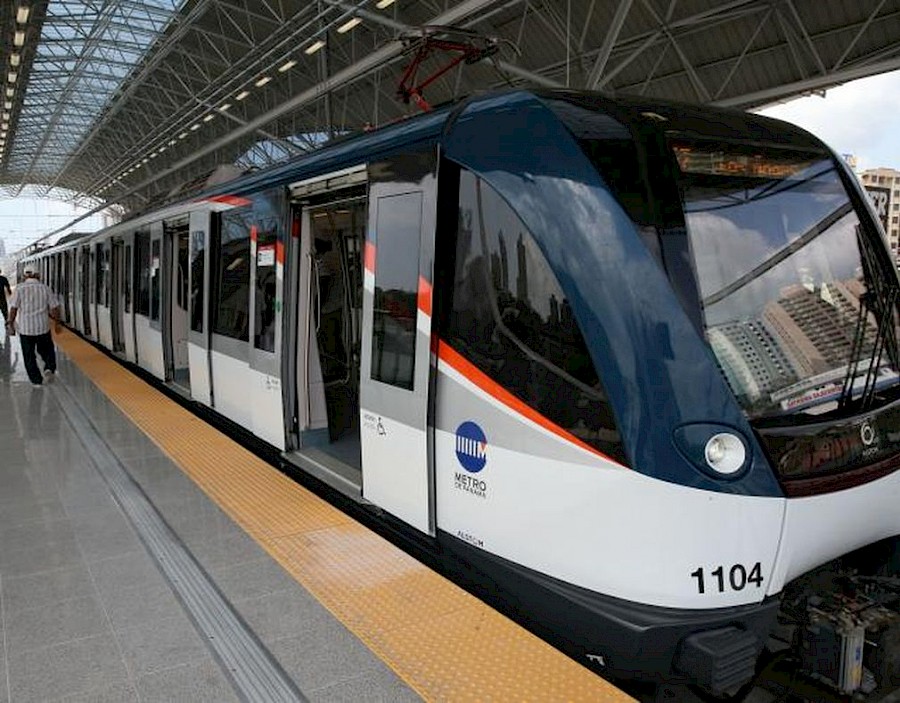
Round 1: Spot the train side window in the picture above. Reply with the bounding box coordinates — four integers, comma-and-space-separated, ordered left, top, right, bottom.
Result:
136, 232, 151, 316
446, 170, 626, 463
370, 192, 422, 391
150, 239, 161, 322
190, 230, 204, 333
253, 217, 278, 352
124, 244, 132, 313
213, 207, 251, 342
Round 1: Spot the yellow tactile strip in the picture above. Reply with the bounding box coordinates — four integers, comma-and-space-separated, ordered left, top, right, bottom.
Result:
56, 330, 633, 702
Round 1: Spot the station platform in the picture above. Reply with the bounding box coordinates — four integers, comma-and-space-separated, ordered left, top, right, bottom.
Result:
0, 326, 633, 703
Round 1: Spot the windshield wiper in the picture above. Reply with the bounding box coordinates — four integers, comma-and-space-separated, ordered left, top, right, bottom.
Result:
838, 228, 900, 411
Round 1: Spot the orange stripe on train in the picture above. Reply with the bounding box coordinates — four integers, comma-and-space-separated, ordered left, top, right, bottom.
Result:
436, 340, 622, 466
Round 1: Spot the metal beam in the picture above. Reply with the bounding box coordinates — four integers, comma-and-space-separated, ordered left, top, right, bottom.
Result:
31, 0, 507, 246
586, 0, 634, 89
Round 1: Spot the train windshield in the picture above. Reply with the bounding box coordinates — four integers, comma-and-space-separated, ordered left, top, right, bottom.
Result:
674, 140, 900, 420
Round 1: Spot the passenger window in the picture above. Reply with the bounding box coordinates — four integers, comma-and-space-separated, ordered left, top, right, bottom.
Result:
150, 239, 161, 322
213, 208, 251, 342
252, 189, 284, 353
124, 244, 132, 314
446, 170, 626, 463
190, 231, 204, 333
136, 233, 151, 316
371, 192, 422, 391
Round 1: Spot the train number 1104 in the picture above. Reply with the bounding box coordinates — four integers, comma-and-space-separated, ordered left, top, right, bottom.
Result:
691, 563, 763, 594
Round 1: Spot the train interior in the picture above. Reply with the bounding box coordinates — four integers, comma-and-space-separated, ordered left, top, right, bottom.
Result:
288, 188, 366, 493
164, 219, 191, 392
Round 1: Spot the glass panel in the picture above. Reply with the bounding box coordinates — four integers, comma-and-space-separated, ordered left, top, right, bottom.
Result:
190, 230, 204, 332
136, 233, 150, 316
254, 219, 278, 352
446, 170, 625, 462
124, 245, 132, 313
213, 209, 251, 341
371, 193, 421, 391
674, 140, 900, 418
150, 239, 161, 322
251, 188, 284, 352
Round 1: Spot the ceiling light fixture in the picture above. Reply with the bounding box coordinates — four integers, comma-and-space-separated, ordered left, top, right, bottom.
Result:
375, 0, 396, 8
3, 101, 10, 109
8, 72, 17, 83
10, 53, 20, 67
304, 39, 325, 55
254, 76, 271, 87
338, 17, 362, 33
189, 123, 200, 131
17, 6, 30, 24
278, 60, 297, 73
203, 113, 214, 122
6, 88, 14, 98
14, 31, 25, 47
218, 103, 231, 112
236, 90, 250, 100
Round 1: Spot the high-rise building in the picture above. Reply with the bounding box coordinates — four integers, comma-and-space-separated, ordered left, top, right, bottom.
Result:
859, 167, 900, 265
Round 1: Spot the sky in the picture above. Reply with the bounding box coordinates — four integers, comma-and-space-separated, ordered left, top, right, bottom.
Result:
756, 69, 900, 171
2, 69, 900, 256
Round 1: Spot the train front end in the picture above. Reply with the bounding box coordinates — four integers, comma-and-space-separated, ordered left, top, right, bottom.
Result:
439, 91, 899, 698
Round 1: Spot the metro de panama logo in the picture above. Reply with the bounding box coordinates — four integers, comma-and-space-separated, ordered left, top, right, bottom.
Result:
455, 421, 487, 473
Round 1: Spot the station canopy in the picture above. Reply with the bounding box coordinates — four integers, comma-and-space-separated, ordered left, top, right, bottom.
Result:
1, 0, 899, 223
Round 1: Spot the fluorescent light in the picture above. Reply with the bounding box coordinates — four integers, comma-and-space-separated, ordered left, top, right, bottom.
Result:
3, 101, 10, 109
278, 60, 297, 73
189, 123, 200, 131
7, 72, 17, 83
254, 76, 271, 87
1, 112, 8, 121
10, 53, 20, 67
203, 113, 214, 122
14, 31, 25, 47
218, 103, 231, 111
178, 132, 187, 139
236, 90, 250, 100
338, 17, 362, 33
17, 6, 30, 24
5, 88, 13, 97
376, 0, 396, 8
1, 122, 7, 130
304, 39, 325, 55
168, 139, 176, 145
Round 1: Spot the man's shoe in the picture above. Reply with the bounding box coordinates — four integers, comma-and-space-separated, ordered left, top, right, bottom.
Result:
43, 369, 55, 383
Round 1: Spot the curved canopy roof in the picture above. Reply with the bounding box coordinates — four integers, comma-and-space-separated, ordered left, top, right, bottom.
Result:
1, 0, 899, 225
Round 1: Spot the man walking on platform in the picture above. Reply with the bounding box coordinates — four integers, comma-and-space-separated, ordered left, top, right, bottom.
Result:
0, 268, 11, 323
5, 267, 61, 387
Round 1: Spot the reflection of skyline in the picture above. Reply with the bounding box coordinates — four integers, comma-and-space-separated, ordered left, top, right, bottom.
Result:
710, 277, 879, 407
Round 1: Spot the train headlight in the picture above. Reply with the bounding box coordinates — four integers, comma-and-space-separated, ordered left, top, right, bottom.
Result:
704, 433, 746, 475
673, 423, 752, 480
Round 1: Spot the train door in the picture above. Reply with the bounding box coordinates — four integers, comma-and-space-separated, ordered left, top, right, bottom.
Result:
187, 210, 212, 405
359, 152, 438, 534
163, 217, 190, 390
286, 166, 367, 492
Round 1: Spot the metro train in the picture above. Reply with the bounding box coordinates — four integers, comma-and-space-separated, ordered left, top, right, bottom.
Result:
23, 89, 900, 698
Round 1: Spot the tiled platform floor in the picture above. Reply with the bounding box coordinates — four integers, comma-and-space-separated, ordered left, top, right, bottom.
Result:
0, 328, 419, 703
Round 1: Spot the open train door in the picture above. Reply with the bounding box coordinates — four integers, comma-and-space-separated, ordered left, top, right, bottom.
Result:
359, 152, 438, 535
